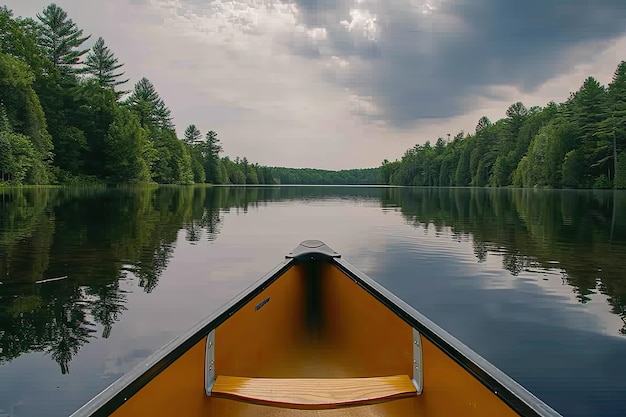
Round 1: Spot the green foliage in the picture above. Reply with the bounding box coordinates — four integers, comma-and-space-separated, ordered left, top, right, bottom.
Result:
0, 7, 53, 77
198, 130, 223, 183
103, 107, 151, 183
513, 122, 564, 188
475, 116, 491, 133
189, 145, 206, 183
84, 37, 129, 94
0, 52, 52, 183
125, 77, 172, 130
380, 159, 400, 184
246, 164, 259, 184
183, 124, 201, 145
70, 80, 118, 177
1, 7, 197, 186
561, 149, 585, 188
593, 175, 612, 189
35, 3, 90, 73
216, 160, 229, 184
0, 105, 37, 184
382, 62, 626, 189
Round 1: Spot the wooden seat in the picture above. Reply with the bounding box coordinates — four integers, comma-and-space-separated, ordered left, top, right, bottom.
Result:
210, 375, 417, 409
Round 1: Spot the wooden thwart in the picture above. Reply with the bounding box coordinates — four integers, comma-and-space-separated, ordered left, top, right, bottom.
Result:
211, 375, 417, 409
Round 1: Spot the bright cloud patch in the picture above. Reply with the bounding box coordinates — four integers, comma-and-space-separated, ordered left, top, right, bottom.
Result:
410, 0, 442, 15
348, 92, 381, 118
340, 9, 378, 41
149, 0, 328, 55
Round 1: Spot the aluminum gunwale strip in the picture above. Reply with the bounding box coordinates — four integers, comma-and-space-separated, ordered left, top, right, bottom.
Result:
69, 259, 295, 417
330, 257, 563, 417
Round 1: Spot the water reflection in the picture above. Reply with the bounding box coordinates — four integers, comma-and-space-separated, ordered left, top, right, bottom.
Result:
0, 186, 625, 378
381, 187, 626, 334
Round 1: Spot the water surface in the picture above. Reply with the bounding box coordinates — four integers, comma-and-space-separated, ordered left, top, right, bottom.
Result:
0, 186, 625, 417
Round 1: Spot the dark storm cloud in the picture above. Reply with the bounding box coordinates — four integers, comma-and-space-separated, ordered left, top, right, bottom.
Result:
291, 0, 626, 126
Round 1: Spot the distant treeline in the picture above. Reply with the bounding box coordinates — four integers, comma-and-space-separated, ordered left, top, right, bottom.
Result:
0, 4, 380, 187
255, 166, 381, 185
381, 62, 626, 189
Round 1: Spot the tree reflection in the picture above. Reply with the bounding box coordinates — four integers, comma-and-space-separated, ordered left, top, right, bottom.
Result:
0, 186, 230, 373
1, 185, 625, 375
384, 187, 626, 334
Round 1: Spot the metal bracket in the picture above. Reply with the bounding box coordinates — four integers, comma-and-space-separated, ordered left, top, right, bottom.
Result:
205, 330, 215, 396
286, 240, 341, 262
412, 328, 423, 394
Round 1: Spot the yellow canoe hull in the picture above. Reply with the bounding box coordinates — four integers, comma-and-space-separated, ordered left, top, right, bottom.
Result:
71, 241, 562, 417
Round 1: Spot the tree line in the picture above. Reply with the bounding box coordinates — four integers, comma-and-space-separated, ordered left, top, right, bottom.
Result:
380, 62, 626, 189
0, 4, 380, 186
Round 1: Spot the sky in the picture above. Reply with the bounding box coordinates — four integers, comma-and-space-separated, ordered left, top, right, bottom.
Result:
5, 0, 626, 170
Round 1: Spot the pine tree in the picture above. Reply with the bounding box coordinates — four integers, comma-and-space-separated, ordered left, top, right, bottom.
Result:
475, 116, 491, 133
202, 130, 222, 183
607, 61, 626, 185
84, 37, 129, 94
125, 78, 173, 130
36, 4, 90, 73
183, 124, 201, 144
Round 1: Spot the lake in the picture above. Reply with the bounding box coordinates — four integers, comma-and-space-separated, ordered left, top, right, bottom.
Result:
1, 186, 625, 417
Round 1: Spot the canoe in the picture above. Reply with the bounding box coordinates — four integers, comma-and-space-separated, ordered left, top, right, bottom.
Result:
71, 240, 563, 417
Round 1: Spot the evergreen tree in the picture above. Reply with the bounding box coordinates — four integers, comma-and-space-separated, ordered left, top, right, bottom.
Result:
36, 4, 90, 73
202, 130, 222, 183
183, 124, 201, 144
475, 116, 491, 133
125, 78, 172, 130
604, 62, 626, 183
84, 37, 129, 94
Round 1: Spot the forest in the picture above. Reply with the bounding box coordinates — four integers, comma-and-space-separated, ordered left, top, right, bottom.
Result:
380, 62, 626, 189
0, 4, 379, 186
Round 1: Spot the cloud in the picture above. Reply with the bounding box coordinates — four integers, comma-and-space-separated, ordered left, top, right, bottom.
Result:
289, 0, 626, 126
340, 9, 379, 41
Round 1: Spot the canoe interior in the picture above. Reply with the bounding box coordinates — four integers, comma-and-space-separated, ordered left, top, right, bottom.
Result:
108, 260, 521, 416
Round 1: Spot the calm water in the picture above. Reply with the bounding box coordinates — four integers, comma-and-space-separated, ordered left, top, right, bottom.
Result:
1, 186, 625, 417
